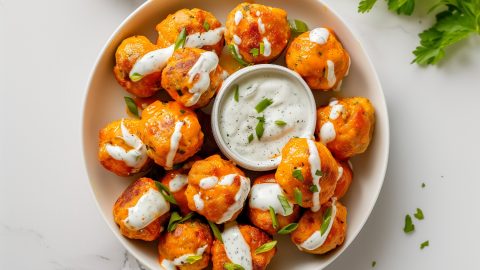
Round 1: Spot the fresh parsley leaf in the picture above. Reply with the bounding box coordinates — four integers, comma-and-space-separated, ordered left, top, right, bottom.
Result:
414, 208, 424, 220
277, 195, 293, 216
254, 240, 277, 254
269, 206, 279, 229
224, 263, 245, 270
255, 98, 273, 113
315, 170, 323, 177
233, 85, 239, 102
208, 220, 223, 243
420, 240, 429, 249
387, 0, 415, 16
255, 116, 265, 139
277, 223, 299, 234
289, 19, 309, 37
358, 0, 378, 13
309, 184, 319, 193
174, 27, 187, 50
294, 188, 302, 206
275, 120, 287, 127
292, 169, 304, 181
203, 21, 210, 31
155, 182, 178, 205
248, 133, 254, 143
403, 214, 415, 233
250, 47, 259, 57
186, 254, 203, 264
124, 96, 139, 118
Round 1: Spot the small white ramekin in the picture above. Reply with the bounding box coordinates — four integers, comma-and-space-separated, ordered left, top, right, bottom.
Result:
211, 64, 317, 171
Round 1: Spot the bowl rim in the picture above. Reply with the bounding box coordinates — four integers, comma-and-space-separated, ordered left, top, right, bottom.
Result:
211, 64, 317, 172
81, 0, 390, 269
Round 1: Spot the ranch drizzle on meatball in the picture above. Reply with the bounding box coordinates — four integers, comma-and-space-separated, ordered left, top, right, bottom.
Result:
307, 139, 322, 212
320, 99, 347, 144
249, 182, 293, 216
166, 121, 184, 168
222, 222, 252, 270
185, 51, 219, 106
123, 188, 170, 230
298, 199, 337, 250
216, 175, 251, 224
168, 174, 188, 192
160, 245, 208, 269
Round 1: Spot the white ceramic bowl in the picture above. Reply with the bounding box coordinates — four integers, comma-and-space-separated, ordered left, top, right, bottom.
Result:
82, 0, 389, 269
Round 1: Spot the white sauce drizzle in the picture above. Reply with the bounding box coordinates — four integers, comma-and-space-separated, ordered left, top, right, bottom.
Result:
222, 222, 252, 270
234, 10, 243, 25
333, 80, 343, 92
307, 139, 322, 212
123, 188, 170, 230
199, 176, 219, 189
262, 37, 271, 57
160, 259, 176, 270
337, 166, 344, 182
219, 174, 237, 186
329, 99, 345, 120
233, 34, 242, 45
165, 121, 184, 168
325, 60, 337, 87
129, 27, 225, 80
105, 120, 148, 170
257, 18, 266, 34
193, 193, 204, 211
249, 183, 293, 216
345, 56, 351, 76
185, 51, 219, 107
256, 11, 261, 16
171, 245, 208, 266
320, 121, 336, 144
216, 176, 250, 224
309, 28, 330, 45
298, 200, 337, 251
169, 174, 188, 192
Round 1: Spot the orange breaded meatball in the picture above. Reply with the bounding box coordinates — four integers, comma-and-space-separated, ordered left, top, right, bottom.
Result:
333, 160, 353, 199
158, 220, 213, 270
291, 200, 347, 254
161, 48, 225, 109
98, 119, 150, 176
113, 177, 170, 241
140, 101, 203, 169
113, 36, 162, 97
286, 28, 350, 91
160, 158, 199, 215
275, 138, 338, 211
185, 155, 250, 224
212, 223, 276, 270
248, 174, 301, 235
225, 3, 290, 64
156, 8, 225, 55
316, 97, 375, 160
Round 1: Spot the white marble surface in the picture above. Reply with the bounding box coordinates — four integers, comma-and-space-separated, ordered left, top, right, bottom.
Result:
1, 0, 480, 269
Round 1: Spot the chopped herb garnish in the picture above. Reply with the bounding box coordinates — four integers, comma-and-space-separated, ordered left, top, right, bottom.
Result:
167, 211, 182, 232
320, 207, 333, 236
255, 98, 273, 113
372, 261, 377, 267
420, 240, 429, 249
203, 21, 210, 31
129, 72, 143, 82
233, 85, 239, 102
255, 240, 277, 254
421, 182, 426, 188
292, 169, 304, 182
224, 263, 245, 270
275, 120, 287, 127
124, 96, 139, 118
248, 133, 254, 143
228, 44, 249, 66
294, 188, 302, 206
277, 195, 293, 216
208, 220, 223, 243
414, 208, 424, 220
255, 116, 265, 139
289, 19, 309, 37
403, 214, 415, 233
315, 170, 323, 177
155, 182, 178, 205
309, 184, 319, 193
269, 206, 279, 229
259, 42, 265, 55
186, 254, 203, 264
277, 223, 299, 234
250, 48, 259, 57
174, 28, 187, 50
180, 109, 186, 114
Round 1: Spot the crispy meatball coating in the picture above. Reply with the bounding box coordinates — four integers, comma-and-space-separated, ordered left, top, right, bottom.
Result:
212, 223, 276, 270
316, 97, 375, 160
113, 177, 170, 241
333, 160, 353, 199
161, 48, 225, 109
156, 8, 225, 55
98, 119, 150, 176
291, 201, 347, 254
113, 36, 162, 97
286, 28, 350, 91
158, 220, 213, 270
185, 155, 250, 224
140, 101, 203, 169
225, 3, 290, 64
275, 138, 339, 210
248, 174, 301, 235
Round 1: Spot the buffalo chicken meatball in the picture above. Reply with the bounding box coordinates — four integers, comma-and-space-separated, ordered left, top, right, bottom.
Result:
113, 36, 163, 97
316, 97, 375, 160
140, 101, 203, 169
225, 3, 290, 64
156, 8, 225, 56
113, 177, 170, 241
291, 200, 347, 254
212, 223, 276, 270
333, 160, 354, 199
98, 119, 150, 176
275, 138, 338, 211
159, 220, 213, 270
286, 28, 350, 91
185, 155, 250, 224
248, 174, 301, 235
161, 48, 226, 108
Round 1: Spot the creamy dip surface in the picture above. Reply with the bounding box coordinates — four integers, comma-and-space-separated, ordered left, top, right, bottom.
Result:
218, 72, 314, 166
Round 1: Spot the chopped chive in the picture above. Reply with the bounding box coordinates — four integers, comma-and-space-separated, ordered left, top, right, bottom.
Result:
129, 72, 143, 82
259, 42, 265, 55
124, 96, 139, 118
420, 240, 429, 249
254, 240, 277, 254
208, 220, 223, 243
174, 28, 187, 50
155, 182, 178, 205
403, 214, 415, 233
309, 184, 319, 193
167, 211, 182, 232
269, 206, 279, 229
255, 98, 273, 113
250, 47, 259, 57
248, 133, 254, 143
421, 182, 426, 188
320, 207, 333, 236
414, 208, 424, 220
277, 223, 299, 234
292, 169, 304, 182
180, 109, 186, 114
228, 44, 249, 66
203, 21, 210, 31
186, 254, 202, 264
233, 85, 239, 102
255, 116, 265, 139
294, 188, 302, 206
275, 120, 286, 127
315, 170, 323, 177
372, 261, 377, 267
223, 263, 245, 270
277, 195, 293, 216
289, 19, 309, 37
